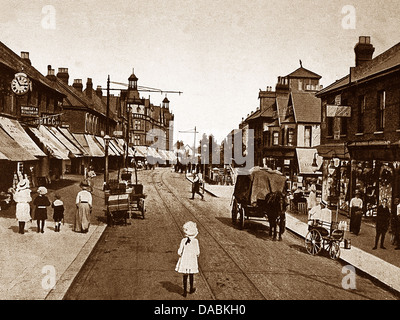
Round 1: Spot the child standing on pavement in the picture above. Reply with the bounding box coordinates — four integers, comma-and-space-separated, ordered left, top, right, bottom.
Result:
33, 186, 51, 233
52, 193, 64, 232
175, 221, 200, 297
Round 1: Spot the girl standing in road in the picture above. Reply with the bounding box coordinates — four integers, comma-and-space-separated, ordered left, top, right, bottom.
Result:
33, 186, 51, 233
13, 179, 32, 234
175, 221, 200, 297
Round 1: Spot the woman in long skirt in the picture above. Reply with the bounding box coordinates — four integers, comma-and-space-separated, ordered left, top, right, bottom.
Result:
74, 180, 93, 233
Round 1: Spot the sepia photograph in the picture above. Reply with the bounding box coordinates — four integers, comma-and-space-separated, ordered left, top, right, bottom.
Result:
1, 0, 400, 309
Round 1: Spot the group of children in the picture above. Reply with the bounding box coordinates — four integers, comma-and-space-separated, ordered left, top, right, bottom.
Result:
13, 179, 64, 234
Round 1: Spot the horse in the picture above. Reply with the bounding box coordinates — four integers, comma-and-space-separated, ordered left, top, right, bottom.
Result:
262, 191, 287, 241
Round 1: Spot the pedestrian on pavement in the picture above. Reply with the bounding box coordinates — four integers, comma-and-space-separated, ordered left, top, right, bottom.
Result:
373, 198, 391, 250
307, 183, 318, 210
52, 193, 64, 232
12, 179, 32, 234
175, 221, 200, 297
74, 180, 93, 233
350, 191, 363, 235
190, 172, 204, 200
33, 186, 51, 233
395, 198, 400, 250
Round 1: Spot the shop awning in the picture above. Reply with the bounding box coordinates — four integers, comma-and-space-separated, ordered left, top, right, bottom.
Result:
0, 116, 46, 158
110, 139, 124, 156
94, 136, 120, 156
28, 127, 69, 160
47, 126, 86, 157
58, 127, 89, 157
0, 127, 38, 161
347, 140, 394, 161
296, 148, 323, 175
316, 142, 350, 159
85, 135, 105, 157
132, 145, 147, 157
73, 134, 103, 158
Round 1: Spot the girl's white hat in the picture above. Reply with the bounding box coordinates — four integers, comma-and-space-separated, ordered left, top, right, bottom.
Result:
183, 221, 198, 238
37, 186, 47, 195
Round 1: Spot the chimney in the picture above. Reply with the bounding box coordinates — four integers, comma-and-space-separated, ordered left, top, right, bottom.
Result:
46, 65, 56, 81
72, 79, 83, 92
354, 36, 375, 67
86, 78, 93, 98
56, 68, 69, 84
21, 51, 31, 65
96, 86, 103, 98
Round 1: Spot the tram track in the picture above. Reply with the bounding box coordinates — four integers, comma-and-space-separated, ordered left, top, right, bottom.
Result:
149, 169, 269, 300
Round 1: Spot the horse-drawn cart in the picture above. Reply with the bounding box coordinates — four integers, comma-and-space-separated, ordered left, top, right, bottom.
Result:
231, 167, 287, 240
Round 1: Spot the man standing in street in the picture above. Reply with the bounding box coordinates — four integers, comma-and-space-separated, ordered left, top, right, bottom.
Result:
190, 172, 204, 200
373, 198, 390, 250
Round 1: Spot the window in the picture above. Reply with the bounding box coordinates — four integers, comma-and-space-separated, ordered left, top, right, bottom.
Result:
377, 90, 386, 131
357, 95, 365, 133
340, 118, 347, 136
287, 128, 294, 146
273, 132, 279, 145
304, 126, 311, 147
327, 116, 334, 137
263, 131, 270, 147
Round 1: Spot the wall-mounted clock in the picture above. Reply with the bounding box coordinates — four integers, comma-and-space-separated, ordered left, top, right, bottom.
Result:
11, 73, 30, 95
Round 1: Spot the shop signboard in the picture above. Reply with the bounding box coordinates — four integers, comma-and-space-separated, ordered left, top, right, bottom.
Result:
326, 105, 351, 117
20, 105, 39, 117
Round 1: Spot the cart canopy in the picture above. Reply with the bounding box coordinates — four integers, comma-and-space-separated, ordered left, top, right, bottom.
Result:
233, 167, 287, 206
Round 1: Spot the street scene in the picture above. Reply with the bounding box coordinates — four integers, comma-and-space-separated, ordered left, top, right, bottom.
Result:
1, 0, 400, 305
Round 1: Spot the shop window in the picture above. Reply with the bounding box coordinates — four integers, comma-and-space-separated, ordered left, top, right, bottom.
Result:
357, 95, 365, 133
377, 90, 386, 131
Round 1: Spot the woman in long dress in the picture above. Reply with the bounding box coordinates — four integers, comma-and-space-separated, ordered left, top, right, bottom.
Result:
13, 179, 32, 234
74, 180, 92, 233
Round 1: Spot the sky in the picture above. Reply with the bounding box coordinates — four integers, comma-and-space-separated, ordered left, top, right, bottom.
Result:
2, 0, 400, 147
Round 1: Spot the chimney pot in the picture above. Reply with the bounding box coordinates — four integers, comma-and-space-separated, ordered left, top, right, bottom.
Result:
96, 85, 103, 98
56, 67, 69, 84
72, 79, 83, 92
354, 36, 375, 67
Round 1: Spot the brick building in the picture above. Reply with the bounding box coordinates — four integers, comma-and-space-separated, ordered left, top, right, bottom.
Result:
316, 36, 400, 214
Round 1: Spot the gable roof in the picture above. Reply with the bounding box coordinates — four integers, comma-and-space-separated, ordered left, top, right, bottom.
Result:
286, 67, 321, 79
287, 92, 321, 123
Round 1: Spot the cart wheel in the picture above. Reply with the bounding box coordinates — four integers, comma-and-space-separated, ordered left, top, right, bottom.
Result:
238, 206, 245, 230
329, 241, 341, 260
231, 199, 238, 224
305, 229, 322, 256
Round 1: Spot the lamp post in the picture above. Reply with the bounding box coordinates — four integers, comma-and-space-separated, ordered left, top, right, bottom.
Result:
104, 134, 111, 187
202, 143, 207, 194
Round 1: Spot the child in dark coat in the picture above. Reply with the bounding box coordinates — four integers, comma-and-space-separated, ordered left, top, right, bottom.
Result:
52, 193, 65, 232
33, 186, 51, 233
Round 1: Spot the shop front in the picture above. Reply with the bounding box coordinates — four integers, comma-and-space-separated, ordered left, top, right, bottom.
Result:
317, 142, 351, 214
347, 140, 398, 216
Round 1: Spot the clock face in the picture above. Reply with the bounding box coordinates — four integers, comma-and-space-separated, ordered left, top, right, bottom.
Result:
11, 73, 30, 95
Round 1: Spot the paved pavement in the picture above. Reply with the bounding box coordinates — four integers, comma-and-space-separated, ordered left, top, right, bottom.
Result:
0, 173, 107, 300
186, 174, 400, 294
